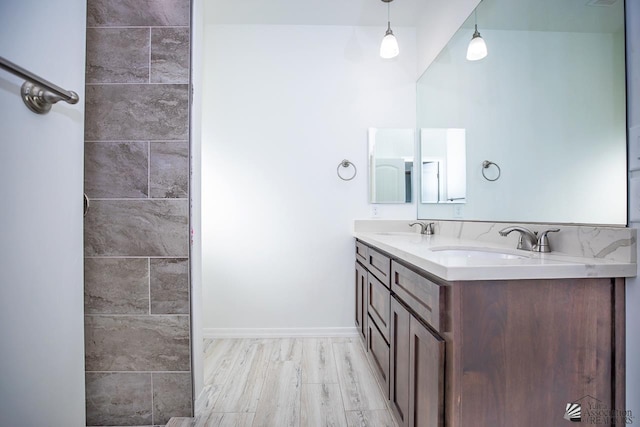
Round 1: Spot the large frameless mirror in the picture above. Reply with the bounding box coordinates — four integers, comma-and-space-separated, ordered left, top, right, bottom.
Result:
416, 0, 626, 225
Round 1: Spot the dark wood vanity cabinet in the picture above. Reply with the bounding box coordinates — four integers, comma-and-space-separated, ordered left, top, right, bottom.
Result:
355, 261, 367, 342
355, 243, 392, 397
355, 239, 625, 427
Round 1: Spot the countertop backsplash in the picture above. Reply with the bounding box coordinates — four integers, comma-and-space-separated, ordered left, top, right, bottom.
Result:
354, 220, 637, 264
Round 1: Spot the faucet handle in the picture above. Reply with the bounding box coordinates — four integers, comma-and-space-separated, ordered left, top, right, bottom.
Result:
534, 228, 560, 253
425, 222, 435, 235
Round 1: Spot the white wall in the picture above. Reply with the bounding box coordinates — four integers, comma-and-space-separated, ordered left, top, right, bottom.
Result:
627, 0, 640, 413
201, 24, 416, 334
417, 28, 627, 224
0, 0, 86, 424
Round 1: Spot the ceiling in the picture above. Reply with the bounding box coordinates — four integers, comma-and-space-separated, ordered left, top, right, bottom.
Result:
459, 0, 624, 33
204, 0, 624, 33
204, 0, 420, 26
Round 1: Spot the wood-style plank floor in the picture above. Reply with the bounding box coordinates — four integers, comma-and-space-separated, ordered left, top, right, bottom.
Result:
167, 337, 397, 427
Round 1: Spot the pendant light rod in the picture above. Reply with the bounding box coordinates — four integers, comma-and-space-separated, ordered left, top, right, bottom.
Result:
386, 0, 391, 29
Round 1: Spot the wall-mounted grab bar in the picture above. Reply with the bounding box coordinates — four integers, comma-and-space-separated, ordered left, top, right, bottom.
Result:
0, 56, 79, 114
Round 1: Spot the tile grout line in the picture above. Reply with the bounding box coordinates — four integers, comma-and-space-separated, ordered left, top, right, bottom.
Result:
85, 140, 188, 143
87, 25, 189, 29
148, 27, 152, 84
85, 82, 188, 86
150, 372, 154, 425
84, 314, 190, 318
147, 140, 151, 199
85, 256, 189, 259
87, 370, 191, 374
148, 257, 152, 315
83, 198, 189, 201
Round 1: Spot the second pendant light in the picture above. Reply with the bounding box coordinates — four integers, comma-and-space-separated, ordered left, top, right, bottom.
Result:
380, 0, 399, 59
466, 8, 488, 61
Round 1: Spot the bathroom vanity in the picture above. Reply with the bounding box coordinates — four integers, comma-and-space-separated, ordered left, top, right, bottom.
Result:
354, 227, 634, 427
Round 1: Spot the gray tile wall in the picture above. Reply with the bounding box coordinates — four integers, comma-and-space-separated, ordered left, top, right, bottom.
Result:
84, 0, 191, 425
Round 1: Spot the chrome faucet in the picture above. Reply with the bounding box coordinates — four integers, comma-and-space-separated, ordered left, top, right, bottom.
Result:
409, 221, 435, 235
499, 226, 538, 251
499, 226, 560, 252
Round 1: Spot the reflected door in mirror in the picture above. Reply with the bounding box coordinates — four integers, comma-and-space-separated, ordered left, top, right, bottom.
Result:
368, 128, 415, 204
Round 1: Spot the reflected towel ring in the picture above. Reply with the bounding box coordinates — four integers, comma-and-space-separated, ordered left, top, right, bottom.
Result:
482, 160, 501, 181
337, 159, 357, 181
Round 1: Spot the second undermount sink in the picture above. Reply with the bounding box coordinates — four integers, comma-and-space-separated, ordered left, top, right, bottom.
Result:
430, 247, 529, 260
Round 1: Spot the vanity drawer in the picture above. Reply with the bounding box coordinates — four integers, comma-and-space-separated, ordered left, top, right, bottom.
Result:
367, 274, 390, 342
367, 247, 391, 288
355, 240, 368, 265
391, 261, 444, 332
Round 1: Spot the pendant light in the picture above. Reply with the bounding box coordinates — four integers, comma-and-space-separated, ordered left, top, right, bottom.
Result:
466, 8, 487, 61
380, 0, 399, 59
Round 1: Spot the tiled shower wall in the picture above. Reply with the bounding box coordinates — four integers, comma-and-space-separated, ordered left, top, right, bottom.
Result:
83, 0, 192, 425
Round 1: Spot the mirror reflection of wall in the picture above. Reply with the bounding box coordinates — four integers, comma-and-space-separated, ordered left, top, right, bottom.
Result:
416, 0, 626, 225
368, 128, 415, 204
421, 128, 466, 204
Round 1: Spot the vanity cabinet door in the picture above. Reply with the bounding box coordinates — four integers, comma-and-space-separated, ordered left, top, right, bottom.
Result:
355, 261, 368, 343
367, 316, 390, 398
409, 316, 445, 427
390, 297, 411, 427
367, 274, 391, 342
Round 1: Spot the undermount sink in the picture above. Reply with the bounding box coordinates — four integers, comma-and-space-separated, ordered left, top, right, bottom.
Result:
430, 248, 529, 260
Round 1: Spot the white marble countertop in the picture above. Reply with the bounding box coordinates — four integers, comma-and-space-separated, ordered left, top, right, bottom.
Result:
354, 231, 637, 281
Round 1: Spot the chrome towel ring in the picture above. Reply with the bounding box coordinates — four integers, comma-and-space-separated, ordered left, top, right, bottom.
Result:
337, 159, 357, 181
482, 160, 501, 182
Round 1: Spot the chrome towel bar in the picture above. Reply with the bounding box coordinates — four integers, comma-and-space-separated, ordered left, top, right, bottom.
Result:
0, 55, 79, 114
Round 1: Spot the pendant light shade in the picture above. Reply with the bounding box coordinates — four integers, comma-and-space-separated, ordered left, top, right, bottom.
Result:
466, 25, 488, 61
466, 8, 487, 61
380, 0, 399, 59
380, 23, 399, 59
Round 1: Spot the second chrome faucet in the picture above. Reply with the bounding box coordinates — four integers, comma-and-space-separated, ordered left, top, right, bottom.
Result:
410, 221, 434, 235
499, 226, 560, 253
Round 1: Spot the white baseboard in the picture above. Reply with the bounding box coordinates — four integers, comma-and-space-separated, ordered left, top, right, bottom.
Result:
202, 327, 359, 339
